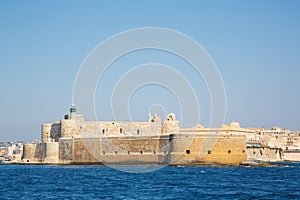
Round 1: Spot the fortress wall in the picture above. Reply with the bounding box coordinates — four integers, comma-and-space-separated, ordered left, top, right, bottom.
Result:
22, 144, 37, 161
59, 139, 73, 163
50, 123, 61, 142
203, 134, 247, 164
64, 133, 246, 165
140, 122, 162, 136
70, 136, 170, 164
247, 147, 282, 162
283, 152, 300, 161
169, 133, 247, 165
60, 119, 79, 138
44, 142, 59, 163
77, 121, 162, 137
169, 134, 202, 164
23, 142, 59, 163
45, 142, 58, 157
73, 138, 99, 163
34, 143, 44, 161
42, 124, 52, 143
60, 120, 162, 139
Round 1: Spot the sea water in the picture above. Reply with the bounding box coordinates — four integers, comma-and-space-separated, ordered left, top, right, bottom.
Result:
0, 163, 299, 199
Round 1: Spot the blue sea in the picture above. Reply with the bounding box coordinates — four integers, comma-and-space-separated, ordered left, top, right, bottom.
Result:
0, 163, 299, 199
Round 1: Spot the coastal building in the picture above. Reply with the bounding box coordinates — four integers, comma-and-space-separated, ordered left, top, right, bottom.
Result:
21, 106, 250, 165
19, 106, 300, 165
245, 126, 300, 162
0, 142, 24, 162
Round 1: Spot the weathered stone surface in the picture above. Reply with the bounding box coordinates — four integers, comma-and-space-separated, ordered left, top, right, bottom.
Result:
247, 147, 282, 162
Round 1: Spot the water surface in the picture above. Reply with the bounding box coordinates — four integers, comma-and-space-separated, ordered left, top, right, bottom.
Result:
0, 163, 299, 199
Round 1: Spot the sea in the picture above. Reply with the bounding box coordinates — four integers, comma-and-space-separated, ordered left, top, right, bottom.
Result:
0, 163, 299, 200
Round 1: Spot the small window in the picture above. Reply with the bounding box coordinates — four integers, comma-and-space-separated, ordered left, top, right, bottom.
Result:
253, 151, 256, 154
103, 151, 105, 155
207, 150, 211, 154
242, 150, 245, 153
228, 150, 231, 154
115, 151, 118, 155
153, 151, 156, 155
151, 119, 155, 122
102, 129, 105, 134
120, 128, 122, 134
137, 129, 140, 134
164, 150, 167, 155
140, 151, 143, 155
186, 150, 191, 154
128, 151, 130, 155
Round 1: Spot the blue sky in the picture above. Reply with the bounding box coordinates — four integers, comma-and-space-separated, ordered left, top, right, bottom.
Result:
0, 0, 300, 141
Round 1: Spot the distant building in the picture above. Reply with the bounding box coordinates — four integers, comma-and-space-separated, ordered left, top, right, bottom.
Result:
21, 106, 250, 165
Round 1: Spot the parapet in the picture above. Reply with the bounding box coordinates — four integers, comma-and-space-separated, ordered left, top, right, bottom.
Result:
64, 114, 84, 121
162, 113, 180, 134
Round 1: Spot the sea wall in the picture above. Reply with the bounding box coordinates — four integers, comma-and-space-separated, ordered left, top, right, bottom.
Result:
283, 151, 300, 161
170, 133, 247, 165
58, 133, 247, 165
61, 136, 170, 165
44, 142, 59, 163
246, 147, 282, 162
22, 143, 37, 162
22, 142, 59, 164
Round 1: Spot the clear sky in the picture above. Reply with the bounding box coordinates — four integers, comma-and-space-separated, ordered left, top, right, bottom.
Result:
0, 0, 300, 141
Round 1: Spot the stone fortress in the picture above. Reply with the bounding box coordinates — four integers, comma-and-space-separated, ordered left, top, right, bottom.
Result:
21, 106, 300, 165
21, 106, 253, 165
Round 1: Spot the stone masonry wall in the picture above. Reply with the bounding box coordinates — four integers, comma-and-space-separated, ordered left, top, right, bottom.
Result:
59, 119, 163, 139
247, 147, 282, 162
59, 132, 247, 165
69, 136, 170, 165
170, 132, 247, 165
59, 139, 73, 163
